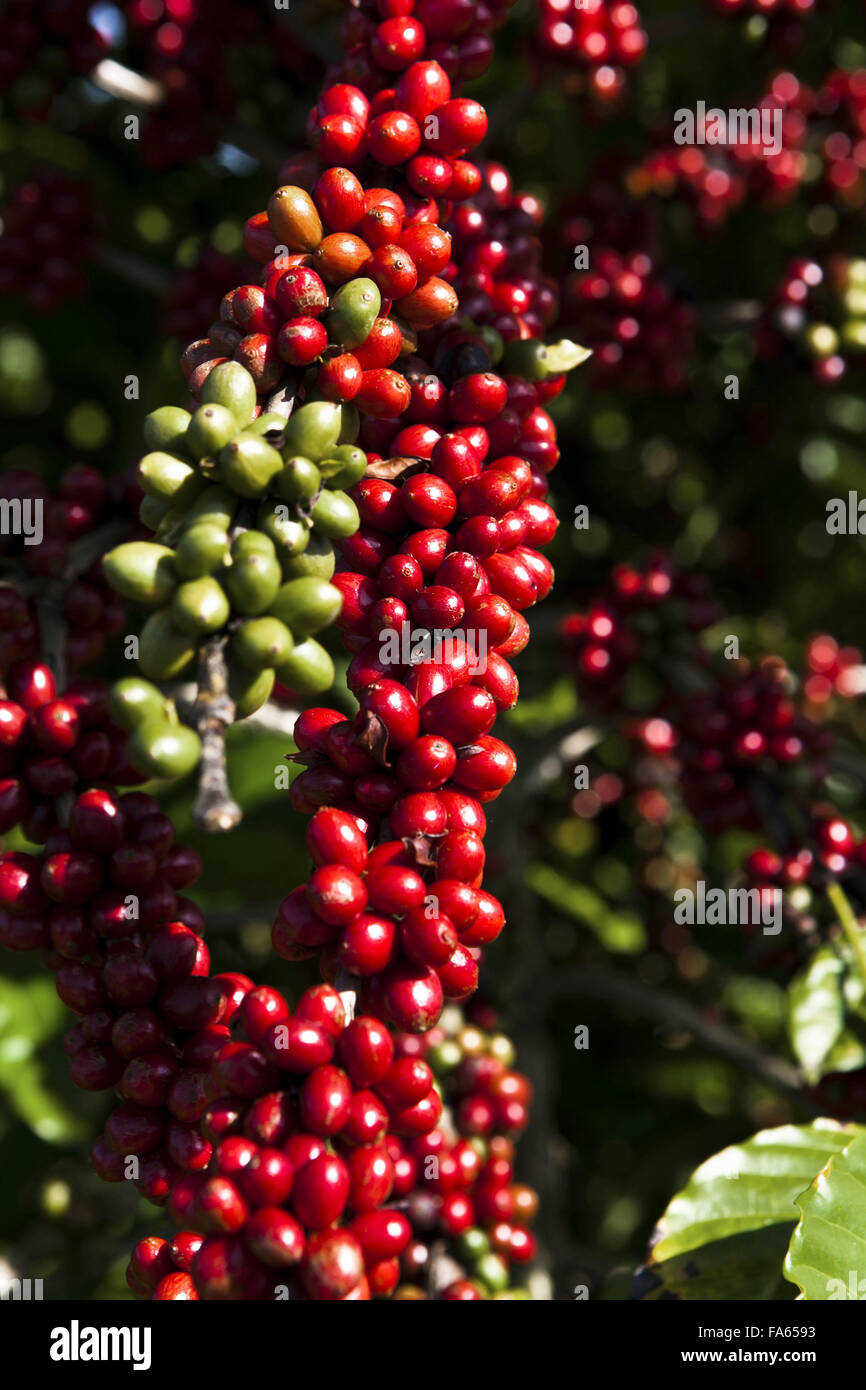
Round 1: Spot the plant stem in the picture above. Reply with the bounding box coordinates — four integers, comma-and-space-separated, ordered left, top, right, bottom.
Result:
827, 881, 866, 986
191, 636, 241, 833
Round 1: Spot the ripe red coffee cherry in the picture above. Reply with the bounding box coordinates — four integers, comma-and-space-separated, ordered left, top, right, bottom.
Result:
7, 660, 55, 710
196, 1176, 249, 1235
389, 791, 448, 839
336, 1016, 394, 1087
420, 687, 496, 744
296, 983, 347, 1039
274, 266, 328, 318
357, 202, 404, 250
0, 701, 27, 750
30, 698, 79, 754
239, 987, 290, 1045
395, 59, 451, 119
306, 807, 369, 874
278, 316, 328, 366
111, 1008, 167, 1060
40, 851, 103, 906
262, 1017, 333, 1072
475, 650, 519, 709
313, 167, 366, 231
399, 905, 458, 967
301, 1228, 365, 1300
398, 222, 451, 277
313, 114, 365, 165
237, 1148, 294, 1207
380, 959, 443, 1031
127, 1237, 174, 1297
411, 585, 464, 629
146, 921, 208, 981
354, 316, 403, 369
428, 878, 479, 934
458, 888, 505, 945
245, 1207, 306, 1267
437, 829, 485, 882
395, 735, 457, 790
346, 1144, 394, 1212
365, 244, 418, 299
337, 911, 396, 975
292, 1152, 350, 1229
402, 474, 457, 527
367, 110, 421, 165
317, 352, 363, 403
306, 865, 368, 926
371, 15, 426, 68
342, 1090, 389, 1147
437, 943, 478, 998
319, 82, 370, 125
355, 368, 412, 417
359, 680, 420, 748
452, 735, 516, 796
213, 1041, 279, 1098
300, 1064, 353, 1135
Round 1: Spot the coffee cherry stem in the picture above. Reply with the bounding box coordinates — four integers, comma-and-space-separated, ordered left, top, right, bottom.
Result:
190, 635, 241, 834
335, 966, 360, 1024
827, 881, 866, 986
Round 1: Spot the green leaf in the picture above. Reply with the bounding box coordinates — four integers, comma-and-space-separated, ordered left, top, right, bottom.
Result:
525, 863, 646, 954
0, 976, 83, 1142
787, 947, 845, 1079
785, 1130, 866, 1299
637, 1122, 857, 1300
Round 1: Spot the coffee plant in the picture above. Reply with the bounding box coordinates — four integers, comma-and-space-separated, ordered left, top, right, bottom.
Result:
1, 0, 866, 1335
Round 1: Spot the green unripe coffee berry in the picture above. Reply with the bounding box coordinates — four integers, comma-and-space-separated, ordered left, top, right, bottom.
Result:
338, 403, 359, 445
475, 1253, 509, 1294
275, 456, 322, 504
174, 523, 231, 580
319, 444, 367, 490
231, 616, 294, 671
280, 531, 335, 580
139, 451, 203, 506
103, 542, 177, 606
109, 677, 167, 732
186, 403, 239, 461
218, 433, 284, 499
130, 720, 201, 779
143, 405, 191, 454
282, 401, 343, 462
310, 488, 360, 539
139, 495, 171, 533
426, 1038, 462, 1076
138, 610, 197, 680
171, 577, 231, 636
246, 411, 288, 440
200, 360, 257, 426
183, 483, 238, 532
223, 546, 282, 616
274, 637, 335, 694
325, 277, 381, 350
232, 529, 277, 559
257, 502, 312, 559
229, 665, 275, 719
269, 577, 342, 636
455, 1229, 491, 1263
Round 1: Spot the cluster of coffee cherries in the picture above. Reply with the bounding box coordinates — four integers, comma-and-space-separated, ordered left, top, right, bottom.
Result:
0, 169, 99, 313
533, 0, 647, 106
334, 0, 512, 96
102, 358, 368, 778
124, 982, 448, 1300
561, 246, 696, 392
0, 464, 130, 674
755, 255, 866, 383
0, 663, 142, 847
0, 0, 109, 119
391, 1003, 537, 1298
